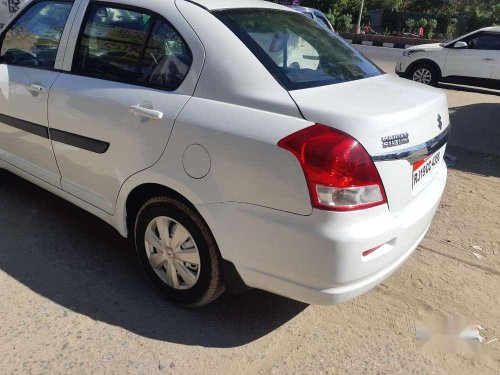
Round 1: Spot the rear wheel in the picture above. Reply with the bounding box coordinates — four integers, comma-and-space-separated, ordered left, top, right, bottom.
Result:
134, 196, 224, 307
408, 63, 439, 86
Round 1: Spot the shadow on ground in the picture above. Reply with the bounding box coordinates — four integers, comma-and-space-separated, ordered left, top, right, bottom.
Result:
0, 171, 307, 348
446, 146, 500, 179
448, 102, 500, 161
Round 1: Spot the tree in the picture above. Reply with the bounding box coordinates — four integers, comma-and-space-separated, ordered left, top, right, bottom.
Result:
405, 18, 416, 32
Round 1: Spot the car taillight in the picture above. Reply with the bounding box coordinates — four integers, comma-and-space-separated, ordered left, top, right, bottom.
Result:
278, 124, 387, 211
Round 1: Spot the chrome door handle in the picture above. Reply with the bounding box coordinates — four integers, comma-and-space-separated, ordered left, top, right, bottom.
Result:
27, 84, 47, 93
482, 58, 495, 61
129, 105, 163, 120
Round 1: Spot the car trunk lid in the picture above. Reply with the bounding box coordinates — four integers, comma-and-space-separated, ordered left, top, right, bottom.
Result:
288, 74, 450, 212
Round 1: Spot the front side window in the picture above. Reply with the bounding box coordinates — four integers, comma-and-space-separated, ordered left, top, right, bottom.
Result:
73, 4, 192, 90
459, 32, 500, 50
474, 33, 500, 50
216, 9, 381, 90
0, 1, 73, 69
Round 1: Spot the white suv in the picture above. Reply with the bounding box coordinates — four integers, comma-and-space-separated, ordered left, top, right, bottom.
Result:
0, 0, 449, 307
396, 27, 500, 88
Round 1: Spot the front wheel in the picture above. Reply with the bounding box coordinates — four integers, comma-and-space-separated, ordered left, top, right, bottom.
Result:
134, 196, 225, 307
408, 63, 439, 86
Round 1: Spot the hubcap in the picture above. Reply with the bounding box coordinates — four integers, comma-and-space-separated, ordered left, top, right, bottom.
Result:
412, 68, 432, 85
144, 216, 201, 290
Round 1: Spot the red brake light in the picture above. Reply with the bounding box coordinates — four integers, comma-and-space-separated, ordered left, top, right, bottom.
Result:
278, 124, 387, 211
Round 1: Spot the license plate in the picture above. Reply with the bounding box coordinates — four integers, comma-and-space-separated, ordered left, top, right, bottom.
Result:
412, 148, 442, 190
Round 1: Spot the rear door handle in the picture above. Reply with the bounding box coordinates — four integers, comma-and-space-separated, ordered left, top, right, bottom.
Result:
482, 58, 495, 61
129, 105, 163, 120
26, 84, 47, 94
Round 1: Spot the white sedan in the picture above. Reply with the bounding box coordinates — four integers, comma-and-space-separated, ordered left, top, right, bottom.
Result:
0, 0, 449, 307
396, 27, 500, 88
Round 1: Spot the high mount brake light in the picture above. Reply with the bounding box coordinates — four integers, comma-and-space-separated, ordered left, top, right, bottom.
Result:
278, 124, 387, 211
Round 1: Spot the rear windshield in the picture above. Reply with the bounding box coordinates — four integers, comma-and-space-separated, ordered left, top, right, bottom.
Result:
215, 9, 382, 90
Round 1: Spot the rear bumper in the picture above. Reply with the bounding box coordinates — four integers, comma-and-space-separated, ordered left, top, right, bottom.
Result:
197, 162, 447, 305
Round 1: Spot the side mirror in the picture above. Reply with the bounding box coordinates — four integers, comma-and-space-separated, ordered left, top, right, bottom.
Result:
454, 41, 468, 49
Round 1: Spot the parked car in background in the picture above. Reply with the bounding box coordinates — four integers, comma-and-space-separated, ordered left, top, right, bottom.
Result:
0, 0, 449, 307
288, 5, 335, 33
396, 27, 500, 88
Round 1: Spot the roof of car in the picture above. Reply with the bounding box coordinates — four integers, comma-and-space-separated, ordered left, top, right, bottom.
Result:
184, 0, 291, 11
479, 26, 500, 33
288, 5, 314, 13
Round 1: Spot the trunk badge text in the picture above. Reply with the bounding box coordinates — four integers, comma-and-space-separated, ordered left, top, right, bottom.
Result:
381, 133, 409, 148
437, 114, 443, 130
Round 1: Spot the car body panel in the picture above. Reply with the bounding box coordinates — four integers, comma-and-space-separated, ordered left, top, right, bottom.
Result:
196, 161, 446, 304
0, 0, 450, 305
288, 74, 449, 211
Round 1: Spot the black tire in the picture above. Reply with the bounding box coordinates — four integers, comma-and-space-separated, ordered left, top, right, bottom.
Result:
408, 63, 439, 86
134, 196, 225, 307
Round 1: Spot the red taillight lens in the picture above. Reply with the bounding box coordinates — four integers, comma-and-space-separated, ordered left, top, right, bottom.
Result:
278, 124, 387, 211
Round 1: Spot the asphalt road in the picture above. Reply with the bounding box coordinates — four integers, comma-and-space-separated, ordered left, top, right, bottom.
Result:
355, 44, 500, 157
0, 46, 499, 374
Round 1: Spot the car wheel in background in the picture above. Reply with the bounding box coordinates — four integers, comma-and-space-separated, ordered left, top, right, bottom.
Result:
134, 196, 225, 307
408, 63, 439, 86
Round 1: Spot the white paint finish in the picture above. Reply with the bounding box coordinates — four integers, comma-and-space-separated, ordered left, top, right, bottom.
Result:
185, 0, 289, 11
177, 1, 302, 118
49, 74, 192, 214
396, 28, 500, 81
54, 0, 83, 70
288, 74, 449, 211
492, 54, 500, 80
61, 0, 89, 72
196, 162, 446, 304
443, 48, 498, 79
0, 0, 451, 305
0, 65, 61, 187
157, 97, 313, 215
182, 144, 211, 179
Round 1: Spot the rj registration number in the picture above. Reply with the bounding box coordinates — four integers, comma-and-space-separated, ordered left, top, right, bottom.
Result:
412, 150, 441, 189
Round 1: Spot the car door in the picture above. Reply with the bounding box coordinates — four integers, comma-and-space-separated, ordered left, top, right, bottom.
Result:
487, 33, 500, 80
48, 1, 202, 214
443, 32, 499, 79
0, 0, 76, 187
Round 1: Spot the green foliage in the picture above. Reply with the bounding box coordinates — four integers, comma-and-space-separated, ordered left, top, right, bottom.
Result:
425, 18, 437, 38
269, 0, 498, 36
405, 18, 416, 32
418, 18, 428, 27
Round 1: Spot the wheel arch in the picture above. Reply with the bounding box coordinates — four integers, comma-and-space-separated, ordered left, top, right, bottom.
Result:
112, 169, 206, 238
406, 59, 443, 79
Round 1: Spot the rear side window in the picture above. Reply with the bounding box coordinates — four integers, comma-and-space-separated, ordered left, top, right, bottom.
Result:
0, 1, 73, 69
139, 19, 192, 90
73, 4, 192, 90
216, 9, 381, 90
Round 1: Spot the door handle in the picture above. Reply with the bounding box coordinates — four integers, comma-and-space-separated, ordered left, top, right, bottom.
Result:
26, 84, 47, 94
482, 58, 495, 62
129, 105, 163, 120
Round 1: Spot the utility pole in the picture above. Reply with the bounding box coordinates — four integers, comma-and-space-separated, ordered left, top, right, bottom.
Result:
356, 0, 365, 34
